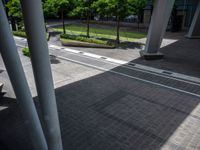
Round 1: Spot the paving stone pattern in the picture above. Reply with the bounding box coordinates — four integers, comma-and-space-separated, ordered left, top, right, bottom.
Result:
1, 48, 200, 149
54, 71, 200, 150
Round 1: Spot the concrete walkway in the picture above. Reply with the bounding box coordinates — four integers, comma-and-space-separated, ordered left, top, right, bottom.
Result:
133, 32, 200, 78
59, 31, 200, 78
1, 41, 200, 149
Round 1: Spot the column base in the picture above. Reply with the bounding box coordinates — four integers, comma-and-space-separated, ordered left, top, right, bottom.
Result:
140, 50, 164, 60
185, 35, 200, 39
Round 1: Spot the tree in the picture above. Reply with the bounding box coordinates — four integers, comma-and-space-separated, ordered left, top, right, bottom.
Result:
43, 0, 74, 34
109, 0, 129, 44
6, 0, 23, 30
43, 0, 59, 18
93, 0, 129, 44
71, 0, 96, 37
128, 0, 147, 30
92, 0, 110, 19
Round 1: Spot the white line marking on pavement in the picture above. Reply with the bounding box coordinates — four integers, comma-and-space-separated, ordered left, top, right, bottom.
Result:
133, 63, 200, 84
55, 55, 200, 99
50, 47, 200, 87
83, 52, 102, 59
14, 37, 200, 85
122, 64, 200, 86
47, 44, 200, 85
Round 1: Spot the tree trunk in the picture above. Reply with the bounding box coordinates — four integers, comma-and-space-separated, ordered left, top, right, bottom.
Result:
61, 8, 66, 34
86, 11, 90, 38
137, 14, 140, 31
11, 18, 17, 31
116, 16, 120, 44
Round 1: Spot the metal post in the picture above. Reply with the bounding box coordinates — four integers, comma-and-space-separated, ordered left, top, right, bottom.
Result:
19, 0, 63, 149
186, 0, 200, 38
0, 1, 47, 150
140, 0, 175, 60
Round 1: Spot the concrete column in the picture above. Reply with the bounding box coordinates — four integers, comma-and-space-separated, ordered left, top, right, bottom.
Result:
19, 0, 63, 150
140, 0, 175, 60
186, 1, 200, 38
0, 1, 47, 150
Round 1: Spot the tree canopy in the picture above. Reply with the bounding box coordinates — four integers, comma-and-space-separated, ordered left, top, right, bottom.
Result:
6, 0, 22, 20
43, 0, 74, 18
128, 0, 147, 15
6, 0, 23, 30
6, 0, 148, 42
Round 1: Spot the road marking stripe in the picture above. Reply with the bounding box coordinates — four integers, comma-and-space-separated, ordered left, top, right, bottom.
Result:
16, 42, 200, 97
15, 38, 200, 85
51, 47, 200, 86
83, 53, 102, 59
122, 65, 200, 86
55, 55, 200, 98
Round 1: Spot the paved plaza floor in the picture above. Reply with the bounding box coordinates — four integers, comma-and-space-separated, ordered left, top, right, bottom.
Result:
0, 33, 200, 150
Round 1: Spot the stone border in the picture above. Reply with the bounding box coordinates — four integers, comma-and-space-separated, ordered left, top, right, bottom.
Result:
61, 39, 115, 49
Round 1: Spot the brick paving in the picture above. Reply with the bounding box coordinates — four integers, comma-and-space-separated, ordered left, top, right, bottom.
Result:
55, 71, 200, 150
1, 54, 200, 149
133, 36, 200, 78
1, 35, 200, 150
66, 31, 200, 78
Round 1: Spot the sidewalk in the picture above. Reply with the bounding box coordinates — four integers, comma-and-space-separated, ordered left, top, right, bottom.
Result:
1, 44, 200, 149
60, 31, 200, 78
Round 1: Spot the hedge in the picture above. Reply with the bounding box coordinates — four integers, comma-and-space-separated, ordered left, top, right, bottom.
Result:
13, 31, 26, 38
60, 34, 114, 47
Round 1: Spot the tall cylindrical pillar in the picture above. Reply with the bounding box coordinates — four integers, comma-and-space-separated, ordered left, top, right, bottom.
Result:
186, 0, 200, 38
19, 0, 63, 149
140, 0, 175, 60
0, 1, 47, 150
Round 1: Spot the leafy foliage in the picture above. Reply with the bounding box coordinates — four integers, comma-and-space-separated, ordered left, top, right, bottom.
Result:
43, 0, 74, 18
108, 0, 129, 19
93, 0, 129, 43
6, 0, 22, 19
43, 0, 74, 33
7, 0, 147, 43
70, 0, 97, 37
54, 25, 146, 41
22, 48, 30, 57
92, 0, 109, 18
13, 31, 26, 37
60, 33, 114, 46
43, 0, 58, 18
128, 0, 147, 15
70, 0, 96, 18
6, 0, 24, 30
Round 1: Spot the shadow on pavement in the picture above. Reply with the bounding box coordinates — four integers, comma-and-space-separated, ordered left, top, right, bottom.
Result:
132, 38, 200, 78
0, 97, 33, 150
54, 70, 200, 150
0, 62, 200, 149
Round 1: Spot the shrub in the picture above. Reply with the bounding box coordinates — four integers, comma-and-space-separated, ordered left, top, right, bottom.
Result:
60, 34, 114, 46
22, 48, 30, 57
13, 31, 26, 38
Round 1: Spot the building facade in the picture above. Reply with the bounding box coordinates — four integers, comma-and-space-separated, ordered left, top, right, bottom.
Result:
143, 0, 199, 30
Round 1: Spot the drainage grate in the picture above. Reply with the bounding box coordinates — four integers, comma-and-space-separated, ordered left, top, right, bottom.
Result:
162, 71, 173, 75
113, 66, 200, 95
101, 57, 107, 60
79, 52, 84, 54
128, 63, 136, 67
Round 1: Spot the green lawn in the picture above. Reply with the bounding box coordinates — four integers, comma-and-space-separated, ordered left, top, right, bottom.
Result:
53, 25, 146, 42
